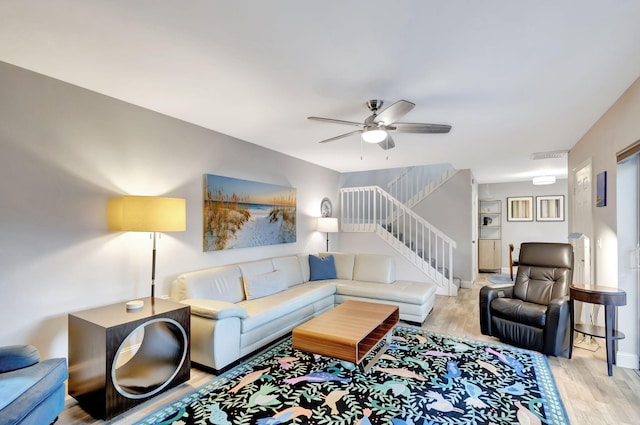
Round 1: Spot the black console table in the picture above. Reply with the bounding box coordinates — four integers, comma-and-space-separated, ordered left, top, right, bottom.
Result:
68, 297, 190, 419
569, 284, 626, 376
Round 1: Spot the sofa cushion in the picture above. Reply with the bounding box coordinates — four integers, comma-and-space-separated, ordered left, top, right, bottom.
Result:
172, 265, 245, 303
0, 358, 67, 413
239, 259, 274, 278
181, 299, 248, 319
297, 254, 310, 282
239, 282, 336, 333
309, 254, 337, 281
353, 254, 395, 284
334, 279, 436, 304
272, 255, 305, 287
321, 252, 355, 280
243, 270, 288, 300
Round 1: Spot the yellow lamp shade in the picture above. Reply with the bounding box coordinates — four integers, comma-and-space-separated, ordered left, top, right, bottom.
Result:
107, 196, 186, 232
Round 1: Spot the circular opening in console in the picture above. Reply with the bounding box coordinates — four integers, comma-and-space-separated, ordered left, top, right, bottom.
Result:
112, 318, 187, 399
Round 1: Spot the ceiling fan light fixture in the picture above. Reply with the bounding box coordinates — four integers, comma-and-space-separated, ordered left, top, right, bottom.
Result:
532, 175, 556, 185
362, 128, 387, 144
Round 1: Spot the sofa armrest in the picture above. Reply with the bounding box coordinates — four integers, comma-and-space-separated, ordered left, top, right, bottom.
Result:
181, 299, 248, 320
479, 284, 514, 336
0, 345, 40, 373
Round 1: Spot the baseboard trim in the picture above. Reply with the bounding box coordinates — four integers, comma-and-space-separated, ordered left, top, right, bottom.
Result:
617, 351, 639, 370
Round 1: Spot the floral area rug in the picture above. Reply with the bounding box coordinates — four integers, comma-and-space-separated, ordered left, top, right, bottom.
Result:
137, 326, 569, 425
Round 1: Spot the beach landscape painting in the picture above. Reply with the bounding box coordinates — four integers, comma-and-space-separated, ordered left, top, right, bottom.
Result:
203, 174, 296, 251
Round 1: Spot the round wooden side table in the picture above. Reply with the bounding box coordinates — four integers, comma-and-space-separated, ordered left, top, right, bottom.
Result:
569, 284, 626, 376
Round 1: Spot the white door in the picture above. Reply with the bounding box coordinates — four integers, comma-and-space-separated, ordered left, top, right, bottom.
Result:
572, 160, 593, 326
616, 152, 640, 369
572, 160, 593, 284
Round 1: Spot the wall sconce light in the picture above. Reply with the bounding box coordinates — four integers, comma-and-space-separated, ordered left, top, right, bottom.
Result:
107, 196, 186, 304
317, 217, 338, 251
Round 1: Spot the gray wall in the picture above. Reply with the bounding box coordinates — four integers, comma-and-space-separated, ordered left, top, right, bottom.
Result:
478, 180, 569, 269
412, 170, 475, 284
0, 61, 340, 359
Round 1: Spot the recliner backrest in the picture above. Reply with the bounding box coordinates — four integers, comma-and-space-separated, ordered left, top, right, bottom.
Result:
513, 242, 573, 305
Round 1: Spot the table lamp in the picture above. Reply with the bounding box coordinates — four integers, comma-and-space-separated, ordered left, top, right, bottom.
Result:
107, 196, 186, 303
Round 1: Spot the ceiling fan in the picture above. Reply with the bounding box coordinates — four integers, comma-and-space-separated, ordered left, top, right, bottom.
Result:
308, 99, 451, 150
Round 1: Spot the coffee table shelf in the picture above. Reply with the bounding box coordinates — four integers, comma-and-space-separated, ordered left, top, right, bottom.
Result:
292, 301, 399, 368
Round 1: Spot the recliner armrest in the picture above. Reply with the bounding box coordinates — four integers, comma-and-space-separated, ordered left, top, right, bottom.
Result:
480, 284, 514, 302
479, 284, 514, 336
0, 345, 40, 373
181, 299, 248, 320
544, 295, 571, 357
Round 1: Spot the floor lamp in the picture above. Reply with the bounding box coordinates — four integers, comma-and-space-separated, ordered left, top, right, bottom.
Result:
108, 196, 186, 306
317, 217, 338, 252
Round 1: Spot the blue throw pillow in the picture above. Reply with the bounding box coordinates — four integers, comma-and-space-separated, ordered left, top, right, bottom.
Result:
309, 254, 337, 281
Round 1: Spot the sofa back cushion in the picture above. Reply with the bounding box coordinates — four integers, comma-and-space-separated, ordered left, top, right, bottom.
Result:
172, 265, 245, 303
271, 255, 305, 287
309, 254, 337, 281
243, 269, 288, 300
297, 254, 310, 282
239, 259, 274, 277
353, 254, 396, 284
321, 252, 355, 280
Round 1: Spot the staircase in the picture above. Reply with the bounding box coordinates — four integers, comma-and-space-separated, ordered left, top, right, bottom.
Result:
340, 185, 458, 296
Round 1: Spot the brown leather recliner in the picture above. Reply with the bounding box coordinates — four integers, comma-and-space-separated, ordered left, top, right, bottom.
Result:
479, 242, 574, 357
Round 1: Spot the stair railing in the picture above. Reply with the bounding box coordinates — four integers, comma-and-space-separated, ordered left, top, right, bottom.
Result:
387, 167, 459, 208
340, 186, 457, 295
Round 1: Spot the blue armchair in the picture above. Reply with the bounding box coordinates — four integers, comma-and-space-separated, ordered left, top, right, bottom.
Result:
0, 345, 68, 425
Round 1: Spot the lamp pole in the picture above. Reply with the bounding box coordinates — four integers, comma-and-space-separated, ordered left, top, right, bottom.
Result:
151, 232, 157, 303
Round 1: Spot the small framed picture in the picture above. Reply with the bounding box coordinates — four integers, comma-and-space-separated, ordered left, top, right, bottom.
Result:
536, 195, 564, 221
596, 171, 607, 207
507, 196, 533, 221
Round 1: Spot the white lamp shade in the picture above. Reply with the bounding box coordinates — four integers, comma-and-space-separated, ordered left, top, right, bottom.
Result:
107, 196, 186, 232
361, 129, 387, 144
317, 217, 338, 233
532, 175, 556, 185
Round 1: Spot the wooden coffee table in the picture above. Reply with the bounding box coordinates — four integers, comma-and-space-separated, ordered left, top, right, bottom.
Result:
292, 300, 399, 371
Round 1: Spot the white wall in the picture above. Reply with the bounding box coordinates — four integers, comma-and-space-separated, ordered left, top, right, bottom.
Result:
478, 180, 569, 269
568, 76, 640, 369
0, 61, 340, 359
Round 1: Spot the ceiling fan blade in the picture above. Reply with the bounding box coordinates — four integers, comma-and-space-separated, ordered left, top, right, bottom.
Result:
318, 130, 363, 144
308, 116, 363, 127
389, 122, 452, 134
377, 135, 395, 150
373, 100, 415, 125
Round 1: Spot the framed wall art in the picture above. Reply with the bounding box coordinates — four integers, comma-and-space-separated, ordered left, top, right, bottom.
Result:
596, 171, 607, 207
203, 174, 297, 251
507, 196, 533, 221
536, 195, 564, 221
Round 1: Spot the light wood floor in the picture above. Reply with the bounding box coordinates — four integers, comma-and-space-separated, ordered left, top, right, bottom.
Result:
58, 275, 640, 424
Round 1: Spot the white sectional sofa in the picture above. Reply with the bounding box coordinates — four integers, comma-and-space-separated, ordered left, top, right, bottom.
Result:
170, 252, 437, 371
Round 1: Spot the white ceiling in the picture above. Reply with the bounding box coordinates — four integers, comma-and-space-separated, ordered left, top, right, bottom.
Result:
2, 1, 640, 183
